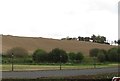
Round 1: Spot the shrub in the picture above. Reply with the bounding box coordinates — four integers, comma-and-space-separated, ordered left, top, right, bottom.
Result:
100, 49, 108, 61
118, 47, 120, 62
97, 51, 106, 62
89, 48, 99, 57
6, 47, 28, 58
75, 52, 84, 63
32, 49, 47, 63
107, 48, 118, 62
49, 48, 68, 63
68, 52, 76, 62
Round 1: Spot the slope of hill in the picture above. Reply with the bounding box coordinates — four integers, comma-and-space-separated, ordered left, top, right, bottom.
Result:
1, 35, 114, 56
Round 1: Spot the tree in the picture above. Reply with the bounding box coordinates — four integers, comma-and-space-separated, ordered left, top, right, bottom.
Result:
78, 36, 84, 41
6, 47, 28, 57
96, 35, 101, 43
91, 34, 96, 42
118, 47, 120, 62
84, 37, 90, 42
68, 52, 76, 62
94, 35, 106, 44
107, 48, 118, 62
114, 40, 117, 44
49, 48, 68, 63
32, 49, 47, 63
91, 35, 106, 44
100, 49, 108, 61
118, 39, 120, 45
97, 51, 106, 62
75, 52, 84, 63
89, 48, 99, 57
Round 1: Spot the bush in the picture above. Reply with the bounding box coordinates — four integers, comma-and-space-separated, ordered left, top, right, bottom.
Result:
89, 48, 108, 62
100, 49, 108, 61
97, 51, 106, 62
32, 49, 47, 63
118, 47, 120, 62
49, 48, 68, 63
6, 47, 28, 58
68, 52, 84, 63
107, 48, 118, 62
82, 57, 94, 64
89, 48, 99, 57
75, 52, 84, 63
68, 52, 76, 62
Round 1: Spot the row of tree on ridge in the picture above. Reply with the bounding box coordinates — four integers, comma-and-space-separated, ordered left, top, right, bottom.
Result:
61, 34, 120, 45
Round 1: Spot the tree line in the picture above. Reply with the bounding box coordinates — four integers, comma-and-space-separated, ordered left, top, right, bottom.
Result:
89, 47, 120, 62
2, 47, 84, 64
61, 34, 120, 45
2, 47, 120, 64
31, 48, 84, 63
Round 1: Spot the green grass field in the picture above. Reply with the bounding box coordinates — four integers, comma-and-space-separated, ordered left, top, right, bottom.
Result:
1, 63, 118, 71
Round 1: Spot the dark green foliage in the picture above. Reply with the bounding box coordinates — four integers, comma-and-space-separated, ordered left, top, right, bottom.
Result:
32, 49, 47, 63
96, 36, 106, 44
2, 55, 33, 64
49, 48, 68, 63
99, 49, 108, 61
97, 51, 106, 62
91, 35, 106, 44
118, 47, 120, 62
91, 34, 96, 42
68, 52, 76, 62
68, 52, 84, 63
89, 48, 99, 57
99, 49, 107, 55
75, 52, 84, 63
78, 36, 90, 41
107, 48, 118, 62
89, 48, 108, 63
89, 47, 120, 62
118, 39, 120, 45
6, 47, 28, 58
84, 37, 90, 41
63, 34, 108, 45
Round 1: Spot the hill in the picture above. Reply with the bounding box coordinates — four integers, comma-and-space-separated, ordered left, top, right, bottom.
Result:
1, 35, 115, 56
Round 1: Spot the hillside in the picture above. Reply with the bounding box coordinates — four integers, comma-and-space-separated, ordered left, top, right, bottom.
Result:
1, 35, 115, 56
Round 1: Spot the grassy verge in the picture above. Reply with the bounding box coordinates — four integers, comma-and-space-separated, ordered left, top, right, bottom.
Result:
1, 63, 118, 71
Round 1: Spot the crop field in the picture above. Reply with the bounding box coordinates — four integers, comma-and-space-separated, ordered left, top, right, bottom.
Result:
2, 35, 114, 56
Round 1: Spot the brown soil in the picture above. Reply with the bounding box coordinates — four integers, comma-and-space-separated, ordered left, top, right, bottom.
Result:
1, 35, 115, 55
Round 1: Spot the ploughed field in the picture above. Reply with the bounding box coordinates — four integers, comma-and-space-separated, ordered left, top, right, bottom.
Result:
1, 35, 114, 55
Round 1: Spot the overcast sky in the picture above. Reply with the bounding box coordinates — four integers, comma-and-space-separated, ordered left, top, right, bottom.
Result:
0, 0, 119, 41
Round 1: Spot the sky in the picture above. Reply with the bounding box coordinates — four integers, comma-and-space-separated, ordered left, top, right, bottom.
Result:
0, 0, 119, 41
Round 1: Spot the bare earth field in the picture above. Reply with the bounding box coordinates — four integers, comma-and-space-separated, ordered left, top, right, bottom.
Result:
1, 35, 114, 55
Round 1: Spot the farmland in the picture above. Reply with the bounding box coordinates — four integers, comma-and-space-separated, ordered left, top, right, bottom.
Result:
1, 35, 119, 80
1, 35, 114, 55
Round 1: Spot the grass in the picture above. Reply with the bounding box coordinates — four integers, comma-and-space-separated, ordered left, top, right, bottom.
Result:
1, 63, 119, 71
